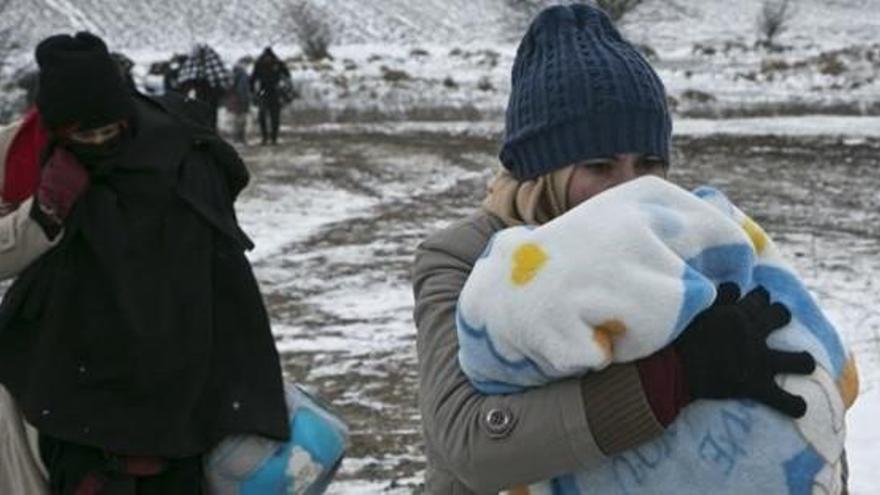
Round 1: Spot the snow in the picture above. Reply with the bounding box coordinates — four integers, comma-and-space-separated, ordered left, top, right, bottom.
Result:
291, 115, 880, 140
0, 0, 877, 491
238, 182, 374, 263
846, 387, 880, 495
4, 0, 880, 123
674, 116, 880, 137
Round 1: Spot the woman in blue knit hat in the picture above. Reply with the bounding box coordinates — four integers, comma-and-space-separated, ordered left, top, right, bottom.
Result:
412, 4, 818, 493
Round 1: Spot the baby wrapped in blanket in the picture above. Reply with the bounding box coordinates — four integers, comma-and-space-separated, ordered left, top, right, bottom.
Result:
456, 176, 859, 494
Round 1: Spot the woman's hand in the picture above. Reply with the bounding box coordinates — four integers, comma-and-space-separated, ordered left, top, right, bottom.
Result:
674, 283, 816, 418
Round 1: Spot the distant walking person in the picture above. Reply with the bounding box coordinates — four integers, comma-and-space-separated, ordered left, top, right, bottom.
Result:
227, 62, 252, 145
162, 53, 188, 94
250, 47, 291, 145
177, 43, 230, 129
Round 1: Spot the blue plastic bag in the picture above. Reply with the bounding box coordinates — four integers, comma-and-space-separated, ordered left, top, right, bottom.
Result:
205, 382, 349, 494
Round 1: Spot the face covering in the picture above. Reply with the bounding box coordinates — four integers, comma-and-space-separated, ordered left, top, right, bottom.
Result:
64, 130, 129, 177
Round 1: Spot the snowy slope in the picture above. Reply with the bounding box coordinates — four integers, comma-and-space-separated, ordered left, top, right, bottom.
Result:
1, 0, 512, 53
2, 0, 879, 55
1, 0, 878, 121
624, 0, 880, 54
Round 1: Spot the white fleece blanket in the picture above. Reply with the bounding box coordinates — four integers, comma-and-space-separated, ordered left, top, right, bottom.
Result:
456, 176, 857, 495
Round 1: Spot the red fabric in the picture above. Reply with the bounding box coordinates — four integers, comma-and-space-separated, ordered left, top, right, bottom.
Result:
636, 346, 691, 427
121, 456, 166, 476
70, 456, 165, 495
3, 107, 49, 203
36, 147, 90, 222
73, 472, 106, 495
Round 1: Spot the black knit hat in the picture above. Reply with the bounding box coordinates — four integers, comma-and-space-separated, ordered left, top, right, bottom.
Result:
500, 5, 672, 180
35, 32, 134, 131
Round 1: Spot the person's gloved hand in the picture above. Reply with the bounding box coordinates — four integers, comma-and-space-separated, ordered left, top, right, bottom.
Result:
32, 147, 90, 236
674, 283, 816, 418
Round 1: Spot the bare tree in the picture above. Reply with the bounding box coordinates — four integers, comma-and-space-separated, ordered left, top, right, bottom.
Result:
504, 0, 640, 34
504, 0, 575, 35
503, 0, 543, 35
179, 0, 230, 46
595, 0, 644, 23
505, 0, 550, 20
756, 0, 796, 49
287, 0, 334, 61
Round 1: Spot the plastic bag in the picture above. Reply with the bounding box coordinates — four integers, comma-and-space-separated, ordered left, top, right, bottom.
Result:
205, 382, 349, 495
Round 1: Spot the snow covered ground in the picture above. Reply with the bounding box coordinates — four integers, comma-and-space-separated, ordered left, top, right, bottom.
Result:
228, 119, 880, 493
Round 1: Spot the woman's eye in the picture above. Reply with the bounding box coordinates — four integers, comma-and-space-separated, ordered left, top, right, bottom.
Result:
586, 161, 614, 172
639, 158, 666, 171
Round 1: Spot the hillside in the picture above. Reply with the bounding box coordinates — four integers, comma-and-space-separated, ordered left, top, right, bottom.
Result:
2, 0, 878, 55
1, 0, 878, 123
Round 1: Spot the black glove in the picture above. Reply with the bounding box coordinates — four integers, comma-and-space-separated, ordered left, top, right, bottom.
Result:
674, 283, 816, 418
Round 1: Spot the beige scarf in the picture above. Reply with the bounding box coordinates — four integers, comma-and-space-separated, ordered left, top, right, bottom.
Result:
482, 166, 575, 227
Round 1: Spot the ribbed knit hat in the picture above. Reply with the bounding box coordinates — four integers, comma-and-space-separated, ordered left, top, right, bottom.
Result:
500, 4, 672, 180
35, 32, 134, 131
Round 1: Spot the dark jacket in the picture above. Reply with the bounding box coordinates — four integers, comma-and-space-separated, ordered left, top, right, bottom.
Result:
0, 95, 289, 457
228, 66, 252, 114
250, 51, 291, 103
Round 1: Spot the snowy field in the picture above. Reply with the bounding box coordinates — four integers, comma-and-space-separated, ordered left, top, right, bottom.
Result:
231, 119, 880, 493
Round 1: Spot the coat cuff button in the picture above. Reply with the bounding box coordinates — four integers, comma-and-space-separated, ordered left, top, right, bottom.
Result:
483, 407, 515, 438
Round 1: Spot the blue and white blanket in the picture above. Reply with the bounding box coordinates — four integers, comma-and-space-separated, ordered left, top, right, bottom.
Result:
457, 176, 858, 495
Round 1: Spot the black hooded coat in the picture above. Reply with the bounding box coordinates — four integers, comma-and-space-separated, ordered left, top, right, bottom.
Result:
0, 94, 289, 457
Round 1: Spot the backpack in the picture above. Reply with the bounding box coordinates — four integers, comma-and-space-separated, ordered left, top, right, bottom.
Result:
278, 72, 298, 105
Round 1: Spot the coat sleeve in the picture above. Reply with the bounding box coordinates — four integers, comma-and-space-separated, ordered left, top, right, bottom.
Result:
0, 122, 58, 281
412, 212, 664, 493
0, 201, 59, 281
0, 383, 48, 494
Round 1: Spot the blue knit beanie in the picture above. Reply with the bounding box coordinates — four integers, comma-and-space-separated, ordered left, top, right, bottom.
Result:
500, 4, 672, 180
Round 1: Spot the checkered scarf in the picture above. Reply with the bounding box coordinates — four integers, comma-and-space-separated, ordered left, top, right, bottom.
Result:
177, 44, 230, 90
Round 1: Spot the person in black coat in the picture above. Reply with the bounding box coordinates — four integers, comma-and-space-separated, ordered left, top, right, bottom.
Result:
0, 32, 289, 494
250, 47, 291, 145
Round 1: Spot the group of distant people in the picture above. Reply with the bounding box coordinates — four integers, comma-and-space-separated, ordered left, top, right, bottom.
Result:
230, 47, 295, 146
164, 45, 295, 146
15, 44, 295, 146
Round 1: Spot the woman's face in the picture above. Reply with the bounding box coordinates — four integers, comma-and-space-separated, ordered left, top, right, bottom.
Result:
567, 153, 668, 207
66, 121, 126, 146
